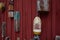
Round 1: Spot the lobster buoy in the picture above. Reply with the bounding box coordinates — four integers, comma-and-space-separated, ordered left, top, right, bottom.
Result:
33, 16, 41, 35
0, 2, 5, 12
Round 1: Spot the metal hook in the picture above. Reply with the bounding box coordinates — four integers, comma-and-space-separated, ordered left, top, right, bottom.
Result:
33, 35, 40, 40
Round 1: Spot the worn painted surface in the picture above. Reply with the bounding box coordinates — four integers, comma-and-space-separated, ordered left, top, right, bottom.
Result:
56, 0, 60, 36
0, 0, 59, 40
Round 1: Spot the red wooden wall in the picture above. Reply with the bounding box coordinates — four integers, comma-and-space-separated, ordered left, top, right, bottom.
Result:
56, 0, 60, 35
0, 0, 60, 40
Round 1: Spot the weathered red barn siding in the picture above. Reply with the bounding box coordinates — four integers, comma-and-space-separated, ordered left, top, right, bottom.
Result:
0, 0, 60, 40
56, 0, 60, 36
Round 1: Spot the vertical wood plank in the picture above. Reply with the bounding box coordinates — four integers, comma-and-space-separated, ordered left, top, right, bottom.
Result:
25, 0, 32, 40
18, 0, 23, 40
22, 0, 26, 40
51, 0, 56, 40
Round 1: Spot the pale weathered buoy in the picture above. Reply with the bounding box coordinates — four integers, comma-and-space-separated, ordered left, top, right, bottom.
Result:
33, 16, 41, 35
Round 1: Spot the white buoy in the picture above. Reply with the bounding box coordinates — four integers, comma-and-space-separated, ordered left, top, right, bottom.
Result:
33, 16, 41, 35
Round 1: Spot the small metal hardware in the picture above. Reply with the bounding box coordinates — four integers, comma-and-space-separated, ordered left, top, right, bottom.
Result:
33, 35, 40, 40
